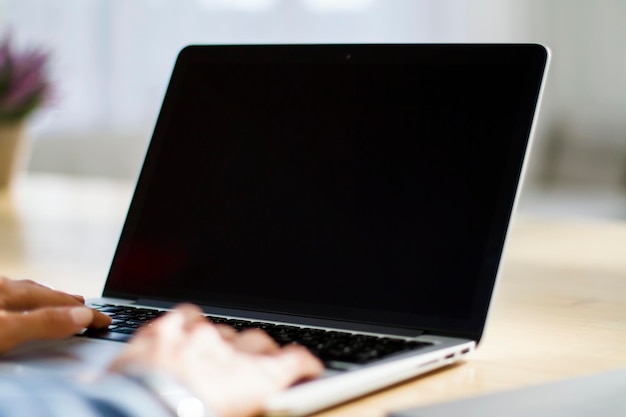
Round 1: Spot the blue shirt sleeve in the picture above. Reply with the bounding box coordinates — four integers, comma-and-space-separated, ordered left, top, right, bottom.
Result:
0, 373, 174, 417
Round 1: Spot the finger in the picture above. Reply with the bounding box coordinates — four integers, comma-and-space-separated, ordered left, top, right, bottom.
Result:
31, 282, 85, 304
111, 321, 165, 370
0, 277, 85, 310
89, 309, 113, 329
214, 324, 237, 340
71, 294, 86, 303
0, 307, 96, 353
171, 304, 206, 331
138, 306, 200, 348
111, 328, 159, 372
270, 344, 325, 385
5, 278, 87, 307
232, 328, 281, 354
15, 279, 51, 290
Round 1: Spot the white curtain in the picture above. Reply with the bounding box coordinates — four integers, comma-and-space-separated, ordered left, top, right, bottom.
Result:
1, 0, 469, 137
2, 0, 624, 186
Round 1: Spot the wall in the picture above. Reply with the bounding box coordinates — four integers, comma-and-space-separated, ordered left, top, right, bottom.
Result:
3, 1, 626, 201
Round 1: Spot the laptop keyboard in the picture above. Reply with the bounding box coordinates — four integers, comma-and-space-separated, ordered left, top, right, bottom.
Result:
83, 304, 432, 369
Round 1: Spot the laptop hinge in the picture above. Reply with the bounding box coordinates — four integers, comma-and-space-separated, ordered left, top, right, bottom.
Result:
136, 298, 425, 338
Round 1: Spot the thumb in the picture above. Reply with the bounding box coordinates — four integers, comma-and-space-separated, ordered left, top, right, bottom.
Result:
0, 307, 94, 354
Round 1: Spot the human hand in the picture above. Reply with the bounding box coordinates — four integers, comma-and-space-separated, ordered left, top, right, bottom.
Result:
110, 304, 324, 417
0, 276, 112, 353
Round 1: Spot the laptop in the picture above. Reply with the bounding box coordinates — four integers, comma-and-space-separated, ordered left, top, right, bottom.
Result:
1, 44, 549, 416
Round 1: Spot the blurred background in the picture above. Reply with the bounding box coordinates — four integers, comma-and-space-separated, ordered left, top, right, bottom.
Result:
2, 0, 626, 219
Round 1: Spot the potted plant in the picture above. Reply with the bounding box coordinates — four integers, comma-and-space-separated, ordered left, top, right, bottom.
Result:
0, 32, 51, 190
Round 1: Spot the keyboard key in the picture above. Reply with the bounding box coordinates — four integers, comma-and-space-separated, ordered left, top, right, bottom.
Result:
80, 330, 132, 342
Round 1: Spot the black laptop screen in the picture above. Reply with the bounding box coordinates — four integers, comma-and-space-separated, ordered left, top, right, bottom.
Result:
105, 44, 547, 340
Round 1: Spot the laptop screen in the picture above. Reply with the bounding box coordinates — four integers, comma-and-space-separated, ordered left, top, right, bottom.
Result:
105, 44, 547, 340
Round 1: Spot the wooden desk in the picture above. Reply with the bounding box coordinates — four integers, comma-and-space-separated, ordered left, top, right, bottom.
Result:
2, 174, 626, 417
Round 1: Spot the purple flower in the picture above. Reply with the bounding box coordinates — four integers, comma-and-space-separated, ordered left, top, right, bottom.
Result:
0, 31, 52, 122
